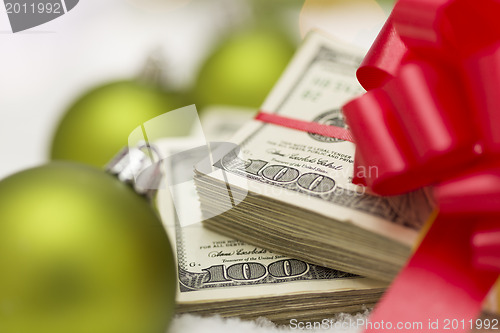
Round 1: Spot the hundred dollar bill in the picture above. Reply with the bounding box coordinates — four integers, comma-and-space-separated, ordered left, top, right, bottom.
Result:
154, 136, 385, 323
194, 106, 256, 142
193, 31, 434, 282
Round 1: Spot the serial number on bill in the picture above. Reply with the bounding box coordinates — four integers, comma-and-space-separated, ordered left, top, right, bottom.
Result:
5, 2, 62, 14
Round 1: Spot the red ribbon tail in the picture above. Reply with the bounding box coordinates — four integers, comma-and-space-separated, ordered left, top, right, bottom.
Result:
364, 214, 499, 333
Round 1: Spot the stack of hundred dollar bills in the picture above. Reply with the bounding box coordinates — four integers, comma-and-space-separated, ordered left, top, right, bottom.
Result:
193, 31, 434, 283
155, 108, 384, 324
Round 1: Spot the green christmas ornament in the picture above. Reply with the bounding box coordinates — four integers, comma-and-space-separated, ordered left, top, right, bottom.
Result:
193, 26, 296, 110
375, 0, 396, 13
50, 80, 188, 168
0, 161, 176, 333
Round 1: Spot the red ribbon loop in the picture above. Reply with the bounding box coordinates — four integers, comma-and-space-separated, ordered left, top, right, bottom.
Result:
472, 221, 500, 271
356, 12, 408, 90
392, 0, 453, 53
344, 89, 424, 194
464, 43, 500, 154
435, 167, 500, 215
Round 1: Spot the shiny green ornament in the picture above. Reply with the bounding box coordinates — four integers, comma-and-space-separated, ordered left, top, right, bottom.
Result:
194, 26, 296, 109
0, 162, 176, 333
50, 80, 186, 168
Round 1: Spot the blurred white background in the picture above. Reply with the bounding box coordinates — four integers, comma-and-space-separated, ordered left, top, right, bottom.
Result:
0, 0, 245, 178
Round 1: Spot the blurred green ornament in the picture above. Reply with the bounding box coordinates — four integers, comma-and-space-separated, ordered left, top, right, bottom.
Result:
0, 162, 176, 333
193, 26, 296, 110
375, 0, 396, 13
50, 79, 187, 168
376, 0, 395, 5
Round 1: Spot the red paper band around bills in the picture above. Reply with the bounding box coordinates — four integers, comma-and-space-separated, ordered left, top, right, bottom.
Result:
342, 0, 500, 331
255, 111, 356, 143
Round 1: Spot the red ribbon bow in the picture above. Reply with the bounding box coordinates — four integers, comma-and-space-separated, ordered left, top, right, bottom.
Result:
342, 0, 500, 331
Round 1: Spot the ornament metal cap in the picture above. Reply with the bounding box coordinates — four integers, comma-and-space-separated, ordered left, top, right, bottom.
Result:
106, 143, 164, 201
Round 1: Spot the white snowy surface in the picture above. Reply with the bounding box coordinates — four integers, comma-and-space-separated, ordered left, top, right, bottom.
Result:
170, 312, 369, 333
